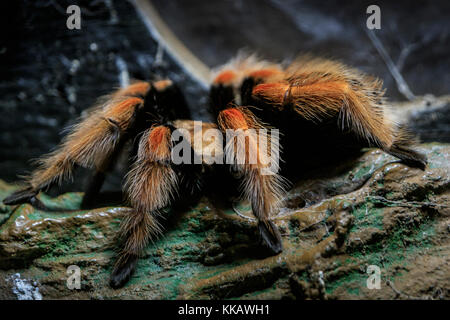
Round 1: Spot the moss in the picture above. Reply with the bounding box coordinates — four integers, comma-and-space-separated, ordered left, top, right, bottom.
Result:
348, 216, 437, 273
39, 192, 83, 211
350, 204, 384, 232
325, 270, 364, 296
352, 163, 374, 181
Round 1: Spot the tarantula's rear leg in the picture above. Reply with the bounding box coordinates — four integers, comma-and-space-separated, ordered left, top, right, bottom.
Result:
252, 71, 427, 169
110, 125, 178, 288
218, 107, 286, 254
384, 126, 427, 169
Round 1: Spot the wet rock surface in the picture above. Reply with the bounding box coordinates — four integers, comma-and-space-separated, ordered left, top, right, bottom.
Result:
0, 143, 448, 300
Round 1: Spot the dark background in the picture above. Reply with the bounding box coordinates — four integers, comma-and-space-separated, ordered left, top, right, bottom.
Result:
0, 0, 448, 188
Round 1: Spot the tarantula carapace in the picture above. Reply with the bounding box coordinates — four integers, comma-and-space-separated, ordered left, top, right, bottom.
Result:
3, 55, 427, 288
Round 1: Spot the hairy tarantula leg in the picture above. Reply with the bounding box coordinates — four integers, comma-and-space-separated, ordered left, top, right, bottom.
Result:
82, 83, 153, 208
3, 186, 39, 206
80, 123, 120, 209
258, 220, 283, 254
80, 118, 128, 209
217, 107, 286, 254
42, 96, 142, 188
252, 79, 427, 169
113, 81, 151, 98
81, 171, 107, 209
209, 70, 238, 118
3, 96, 144, 208
386, 125, 427, 169
149, 79, 192, 121
110, 125, 178, 288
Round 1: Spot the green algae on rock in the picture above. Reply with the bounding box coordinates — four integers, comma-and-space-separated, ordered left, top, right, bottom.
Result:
0, 144, 448, 299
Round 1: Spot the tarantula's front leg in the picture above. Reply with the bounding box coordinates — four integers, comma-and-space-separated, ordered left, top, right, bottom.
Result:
3, 95, 145, 207
110, 125, 178, 288
218, 107, 286, 254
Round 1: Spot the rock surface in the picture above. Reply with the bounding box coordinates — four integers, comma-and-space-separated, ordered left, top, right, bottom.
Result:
0, 143, 448, 300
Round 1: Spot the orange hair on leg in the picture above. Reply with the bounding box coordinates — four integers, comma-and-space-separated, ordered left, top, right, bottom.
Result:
113, 81, 151, 98
111, 126, 177, 288
213, 70, 237, 85
26, 96, 143, 192
218, 107, 286, 253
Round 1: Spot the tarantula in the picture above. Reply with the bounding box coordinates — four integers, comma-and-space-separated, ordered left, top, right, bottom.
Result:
3, 55, 427, 288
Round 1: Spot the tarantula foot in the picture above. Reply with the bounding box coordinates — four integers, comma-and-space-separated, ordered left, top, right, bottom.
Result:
110, 254, 138, 289
258, 220, 283, 255
3, 187, 38, 206
404, 152, 427, 170
404, 157, 427, 171
388, 144, 427, 170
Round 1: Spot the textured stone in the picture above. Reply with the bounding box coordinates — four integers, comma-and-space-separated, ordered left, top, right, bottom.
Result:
0, 143, 448, 299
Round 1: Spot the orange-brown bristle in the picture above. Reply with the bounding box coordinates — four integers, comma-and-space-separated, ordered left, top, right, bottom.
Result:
252, 83, 289, 104
248, 69, 281, 79
107, 97, 143, 115
213, 70, 237, 85
220, 108, 249, 130
148, 126, 171, 160
149, 126, 169, 147
153, 79, 173, 92
293, 82, 348, 95
115, 82, 150, 97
